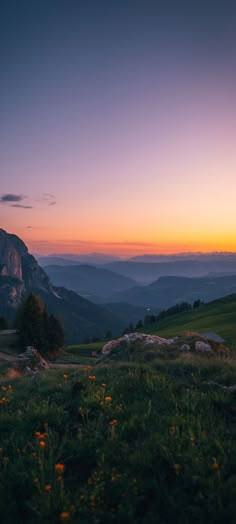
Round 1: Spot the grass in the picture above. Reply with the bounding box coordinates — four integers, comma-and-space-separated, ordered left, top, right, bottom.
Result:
54, 342, 104, 366
0, 331, 20, 356
0, 353, 236, 523
141, 294, 236, 348
1, 294, 236, 522
65, 341, 104, 357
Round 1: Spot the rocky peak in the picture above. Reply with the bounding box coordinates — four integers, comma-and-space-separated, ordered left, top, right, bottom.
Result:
0, 229, 24, 280
0, 229, 53, 297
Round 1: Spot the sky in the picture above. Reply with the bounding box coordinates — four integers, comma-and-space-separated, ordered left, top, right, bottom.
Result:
1, 0, 236, 255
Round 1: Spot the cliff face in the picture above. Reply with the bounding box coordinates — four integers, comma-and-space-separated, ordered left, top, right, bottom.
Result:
0, 276, 25, 309
0, 230, 24, 280
0, 229, 52, 308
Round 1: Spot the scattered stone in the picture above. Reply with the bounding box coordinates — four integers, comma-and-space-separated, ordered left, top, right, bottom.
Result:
205, 381, 236, 393
16, 346, 49, 374
102, 332, 175, 355
195, 341, 212, 353
180, 344, 191, 352
101, 331, 228, 361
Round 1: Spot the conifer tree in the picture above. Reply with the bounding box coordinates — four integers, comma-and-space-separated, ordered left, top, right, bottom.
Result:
16, 293, 64, 355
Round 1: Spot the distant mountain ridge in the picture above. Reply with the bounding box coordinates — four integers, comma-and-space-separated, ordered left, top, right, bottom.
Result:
104, 259, 236, 284
43, 264, 137, 300
111, 274, 236, 310
38, 253, 120, 266
128, 253, 236, 263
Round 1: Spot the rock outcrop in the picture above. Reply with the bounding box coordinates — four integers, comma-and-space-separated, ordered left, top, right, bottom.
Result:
0, 230, 24, 280
101, 332, 228, 360
195, 340, 212, 352
0, 228, 53, 310
16, 346, 49, 374
102, 332, 176, 355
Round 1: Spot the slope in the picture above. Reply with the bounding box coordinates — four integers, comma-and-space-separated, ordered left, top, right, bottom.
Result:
141, 293, 236, 347
111, 274, 236, 309
43, 264, 137, 300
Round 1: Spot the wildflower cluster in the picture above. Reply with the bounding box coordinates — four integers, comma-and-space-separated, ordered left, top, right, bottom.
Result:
0, 384, 13, 406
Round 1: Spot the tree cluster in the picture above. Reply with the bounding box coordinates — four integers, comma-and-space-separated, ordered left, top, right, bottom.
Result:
16, 293, 64, 356
122, 300, 204, 333
144, 300, 204, 326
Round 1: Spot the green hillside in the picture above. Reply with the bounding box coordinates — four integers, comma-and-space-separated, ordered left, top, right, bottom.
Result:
1, 297, 236, 523
1, 355, 236, 524
141, 294, 236, 348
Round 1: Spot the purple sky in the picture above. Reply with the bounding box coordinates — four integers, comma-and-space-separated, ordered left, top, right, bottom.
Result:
1, 1, 236, 254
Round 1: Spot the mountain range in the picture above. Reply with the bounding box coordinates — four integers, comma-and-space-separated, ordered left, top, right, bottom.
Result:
42, 262, 236, 311
1, 228, 236, 344
111, 274, 236, 309
104, 259, 236, 284
38, 253, 119, 266
44, 264, 137, 301
0, 229, 139, 343
39, 252, 236, 285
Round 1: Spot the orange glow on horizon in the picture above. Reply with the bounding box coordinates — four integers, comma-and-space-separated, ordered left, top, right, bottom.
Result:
4, 216, 236, 256
23, 235, 236, 256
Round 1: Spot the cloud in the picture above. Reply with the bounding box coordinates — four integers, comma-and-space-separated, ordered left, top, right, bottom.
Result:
37, 193, 56, 202
35, 193, 57, 206
43, 193, 55, 199
11, 204, 33, 209
0, 194, 25, 203
0, 192, 54, 210
0, 193, 32, 208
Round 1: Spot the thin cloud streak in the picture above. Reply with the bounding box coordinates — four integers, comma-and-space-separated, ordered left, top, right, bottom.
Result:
43, 193, 55, 198
11, 204, 33, 209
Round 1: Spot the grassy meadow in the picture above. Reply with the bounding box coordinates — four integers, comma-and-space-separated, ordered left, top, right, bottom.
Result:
1, 350, 236, 523
141, 294, 236, 348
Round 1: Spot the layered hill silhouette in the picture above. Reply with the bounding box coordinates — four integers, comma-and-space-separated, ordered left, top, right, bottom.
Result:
2, 228, 236, 344
104, 258, 236, 284
42, 255, 236, 311
38, 253, 119, 266
44, 264, 137, 301
111, 274, 236, 309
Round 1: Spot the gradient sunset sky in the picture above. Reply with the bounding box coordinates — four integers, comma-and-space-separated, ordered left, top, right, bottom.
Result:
1, 1, 236, 255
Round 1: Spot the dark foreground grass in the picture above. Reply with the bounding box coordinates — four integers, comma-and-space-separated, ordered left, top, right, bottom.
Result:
0, 356, 236, 523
